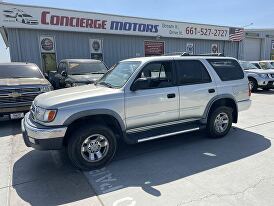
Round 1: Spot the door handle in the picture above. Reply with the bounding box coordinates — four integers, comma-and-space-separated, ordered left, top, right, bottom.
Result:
208, 89, 215, 93
167, 93, 176, 98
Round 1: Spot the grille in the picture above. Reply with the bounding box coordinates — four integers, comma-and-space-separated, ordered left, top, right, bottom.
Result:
0, 87, 40, 95
0, 94, 37, 104
0, 87, 41, 105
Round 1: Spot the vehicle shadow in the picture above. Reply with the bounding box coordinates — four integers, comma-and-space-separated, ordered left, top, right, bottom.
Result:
253, 89, 274, 95
0, 119, 21, 138
12, 127, 271, 204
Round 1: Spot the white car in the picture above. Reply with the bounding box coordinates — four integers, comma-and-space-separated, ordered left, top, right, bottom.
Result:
239, 61, 274, 91
16, 13, 38, 25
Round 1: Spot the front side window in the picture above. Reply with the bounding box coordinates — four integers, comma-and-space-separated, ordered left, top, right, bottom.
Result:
239, 61, 258, 70
68, 62, 108, 75
176, 60, 211, 85
259, 62, 274, 70
136, 61, 174, 89
0, 64, 44, 79
96, 61, 141, 88
207, 59, 244, 81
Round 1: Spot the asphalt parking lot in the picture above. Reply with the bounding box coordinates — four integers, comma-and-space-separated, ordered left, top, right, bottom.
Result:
1, 91, 274, 206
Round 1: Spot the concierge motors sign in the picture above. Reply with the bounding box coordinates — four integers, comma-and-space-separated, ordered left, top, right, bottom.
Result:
0, 2, 232, 41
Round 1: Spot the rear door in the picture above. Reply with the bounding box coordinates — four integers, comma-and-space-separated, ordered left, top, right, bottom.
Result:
175, 60, 217, 120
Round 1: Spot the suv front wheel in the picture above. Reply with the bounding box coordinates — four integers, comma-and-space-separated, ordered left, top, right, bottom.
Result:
67, 124, 117, 170
207, 106, 233, 138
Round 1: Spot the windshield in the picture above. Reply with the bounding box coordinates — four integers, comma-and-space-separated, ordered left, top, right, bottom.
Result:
0, 64, 44, 79
22, 14, 32, 17
259, 62, 274, 70
239, 61, 258, 70
96, 61, 141, 88
68, 62, 108, 75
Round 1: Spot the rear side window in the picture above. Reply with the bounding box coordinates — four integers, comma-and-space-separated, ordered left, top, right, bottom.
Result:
175, 60, 212, 85
207, 59, 244, 81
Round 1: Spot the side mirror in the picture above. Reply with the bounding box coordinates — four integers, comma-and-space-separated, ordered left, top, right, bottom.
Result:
61, 71, 67, 77
131, 78, 150, 91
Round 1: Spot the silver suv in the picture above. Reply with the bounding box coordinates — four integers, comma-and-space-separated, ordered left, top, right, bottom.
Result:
239, 61, 274, 92
21, 55, 251, 170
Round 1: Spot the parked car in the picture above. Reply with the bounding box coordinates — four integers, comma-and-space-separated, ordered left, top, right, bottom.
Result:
22, 55, 251, 170
0, 63, 52, 120
239, 61, 274, 91
48, 59, 108, 89
250, 61, 263, 69
258, 61, 274, 70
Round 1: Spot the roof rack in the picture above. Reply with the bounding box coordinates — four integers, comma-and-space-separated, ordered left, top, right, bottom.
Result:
162, 52, 225, 57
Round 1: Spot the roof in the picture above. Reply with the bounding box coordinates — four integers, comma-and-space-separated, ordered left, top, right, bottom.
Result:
0, 2, 234, 29
61, 59, 102, 63
121, 55, 236, 63
0, 62, 37, 66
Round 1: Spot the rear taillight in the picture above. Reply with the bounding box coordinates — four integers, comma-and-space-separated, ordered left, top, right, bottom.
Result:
248, 83, 251, 97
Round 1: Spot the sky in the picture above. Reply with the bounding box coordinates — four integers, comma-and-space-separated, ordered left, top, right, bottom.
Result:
1, 0, 274, 62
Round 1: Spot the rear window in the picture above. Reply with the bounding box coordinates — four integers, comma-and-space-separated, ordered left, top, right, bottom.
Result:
68, 62, 108, 75
0, 64, 43, 79
207, 59, 244, 81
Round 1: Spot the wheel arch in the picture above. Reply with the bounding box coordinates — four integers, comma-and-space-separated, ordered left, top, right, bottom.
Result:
63, 110, 126, 145
203, 95, 238, 124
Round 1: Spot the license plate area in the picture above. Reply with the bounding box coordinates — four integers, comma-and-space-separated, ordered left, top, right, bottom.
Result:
10, 113, 24, 119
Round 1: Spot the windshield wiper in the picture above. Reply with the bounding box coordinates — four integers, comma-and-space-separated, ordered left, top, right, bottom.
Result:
98, 81, 113, 88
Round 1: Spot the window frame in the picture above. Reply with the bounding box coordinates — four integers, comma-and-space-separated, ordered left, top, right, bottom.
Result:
174, 60, 212, 86
131, 60, 176, 90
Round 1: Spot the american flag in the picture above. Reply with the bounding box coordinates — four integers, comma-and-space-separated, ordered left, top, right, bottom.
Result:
229, 28, 244, 41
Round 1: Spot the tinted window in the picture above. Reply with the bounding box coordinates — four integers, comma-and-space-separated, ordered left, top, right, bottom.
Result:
0, 64, 43, 79
68, 62, 108, 75
176, 60, 211, 85
137, 61, 174, 89
207, 59, 244, 81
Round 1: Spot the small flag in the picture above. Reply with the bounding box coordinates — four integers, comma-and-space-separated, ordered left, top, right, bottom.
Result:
229, 28, 244, 41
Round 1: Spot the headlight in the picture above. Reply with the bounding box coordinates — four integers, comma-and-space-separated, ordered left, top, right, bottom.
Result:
35, 106, 57, 122
258, 74, 268, 79
40, 85, 52, 92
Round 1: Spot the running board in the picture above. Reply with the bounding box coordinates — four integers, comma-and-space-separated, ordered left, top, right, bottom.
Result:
126, 121, 205, 143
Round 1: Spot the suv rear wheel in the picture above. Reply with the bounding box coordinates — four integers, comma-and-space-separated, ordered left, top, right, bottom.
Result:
249, 78, 258, 92
67, 124, 117, 170
207, 106, 233, 138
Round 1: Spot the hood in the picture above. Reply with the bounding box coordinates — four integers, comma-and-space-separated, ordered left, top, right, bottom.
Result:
34, 84, 123, 109
0, 78, 50, 86
66, 74, 103, 83
245, 69, 274, 74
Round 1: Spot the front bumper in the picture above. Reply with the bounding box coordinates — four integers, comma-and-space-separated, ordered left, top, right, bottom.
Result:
257, 77, 274, 88
21, 112, 67, 150
0, 105, 31, 115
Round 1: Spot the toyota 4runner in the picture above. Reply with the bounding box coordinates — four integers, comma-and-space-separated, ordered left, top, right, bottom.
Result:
21, 55, 251, 170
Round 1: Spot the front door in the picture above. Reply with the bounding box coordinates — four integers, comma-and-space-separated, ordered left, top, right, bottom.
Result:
125, 61, 179, 130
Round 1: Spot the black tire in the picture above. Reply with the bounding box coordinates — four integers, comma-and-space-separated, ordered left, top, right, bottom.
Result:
67, 124, 117, 170
263, 88, 270, 91
249, 78, 258, 92
206, 106, 233, 138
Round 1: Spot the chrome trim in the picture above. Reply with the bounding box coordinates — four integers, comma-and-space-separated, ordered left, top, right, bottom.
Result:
23, 112, 67, 139
127, 118, 199, 134
137, 127, 200, 143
